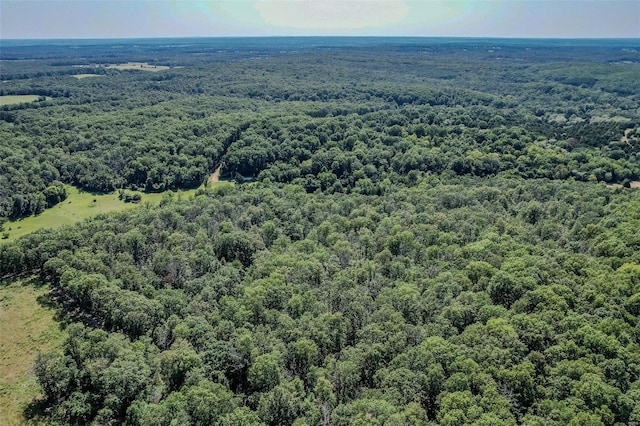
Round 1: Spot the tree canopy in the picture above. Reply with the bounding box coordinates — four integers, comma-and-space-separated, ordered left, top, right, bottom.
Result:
1, 37, 639, 425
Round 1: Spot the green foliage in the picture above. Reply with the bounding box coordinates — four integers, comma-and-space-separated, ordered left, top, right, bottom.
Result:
5, 174, 636, 425
2, 38, 640, 426
249, 352, 282, 391
2, 39, 639, 220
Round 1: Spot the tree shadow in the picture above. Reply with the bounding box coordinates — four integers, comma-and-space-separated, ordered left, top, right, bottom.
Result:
23, 397, 52, 423
0, 272, 41, 288
35, 289, 72, 327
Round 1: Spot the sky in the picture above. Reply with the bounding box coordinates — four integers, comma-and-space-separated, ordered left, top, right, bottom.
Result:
1, 0, 639, 39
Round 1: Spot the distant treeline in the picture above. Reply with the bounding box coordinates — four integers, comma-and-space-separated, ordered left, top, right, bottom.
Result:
1, 40, 638, 219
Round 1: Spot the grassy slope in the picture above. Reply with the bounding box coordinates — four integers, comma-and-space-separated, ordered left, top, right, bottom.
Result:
0, 96, 40, 106
0, 280, 65, 426
2, 185, 200, 243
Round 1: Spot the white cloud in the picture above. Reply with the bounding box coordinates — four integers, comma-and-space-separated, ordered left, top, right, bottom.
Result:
254, 0, 410, 31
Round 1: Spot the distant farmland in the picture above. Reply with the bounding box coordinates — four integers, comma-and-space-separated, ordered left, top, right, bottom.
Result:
106, 62, 170, 71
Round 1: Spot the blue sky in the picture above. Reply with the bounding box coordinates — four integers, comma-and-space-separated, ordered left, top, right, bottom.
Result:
1, 0, 638, 39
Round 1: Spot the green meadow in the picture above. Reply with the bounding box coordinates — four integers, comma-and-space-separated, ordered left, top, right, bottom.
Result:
1, 185, 207, 243
0, 95, 41, 106
0, 279, 65, 426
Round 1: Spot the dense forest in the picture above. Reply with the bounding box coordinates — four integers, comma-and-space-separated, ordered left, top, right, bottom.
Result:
1, 37, 640, 425
1, 38, 638, 219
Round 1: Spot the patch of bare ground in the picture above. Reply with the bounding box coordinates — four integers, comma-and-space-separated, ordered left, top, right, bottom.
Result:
607, 181, 640, 189
73, 74, 103, 79
622, 128, 635, 147
208, 165, 222, 184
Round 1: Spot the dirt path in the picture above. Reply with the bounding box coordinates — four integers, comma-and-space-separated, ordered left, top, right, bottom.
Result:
623, 128, 634, 147
205, 122, 250, 186
610, 128, 639, 188
208, 165, 221, 184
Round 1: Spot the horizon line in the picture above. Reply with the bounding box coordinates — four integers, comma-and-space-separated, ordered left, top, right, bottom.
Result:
2, 35, 639, 41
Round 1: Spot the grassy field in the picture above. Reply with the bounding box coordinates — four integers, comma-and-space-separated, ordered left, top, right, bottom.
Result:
0, 95, 40, 106
0, 279, 65, 426
106, 62, 170, 72
2, 185, 201, 243
72, 74, 103, 79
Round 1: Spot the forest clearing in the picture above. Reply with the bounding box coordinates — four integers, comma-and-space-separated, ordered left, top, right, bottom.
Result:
106, 62, 171, 72
72, 74, 103, 79
1, 185, 203, 242
0, 95, 41, 106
